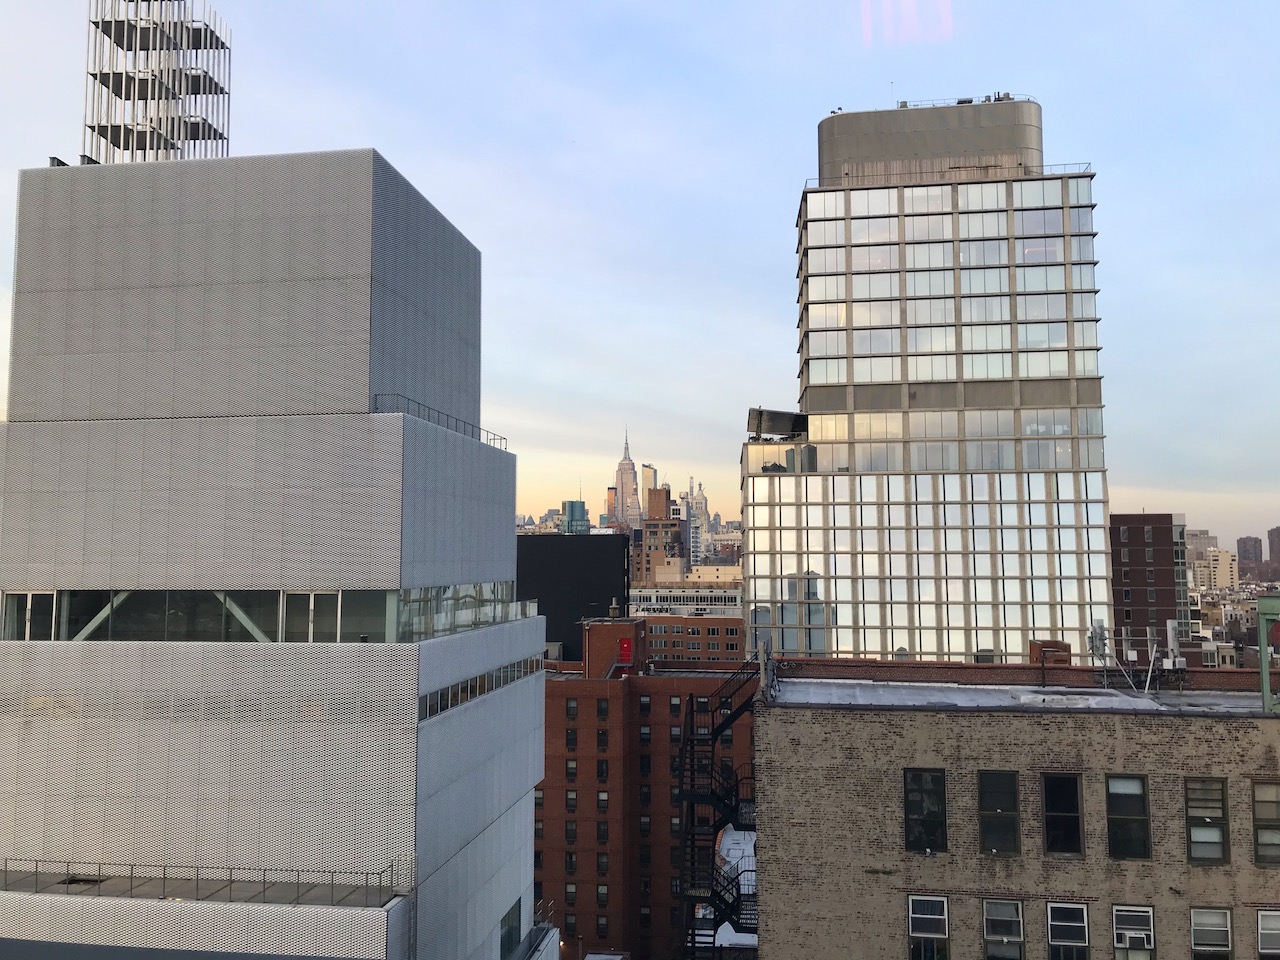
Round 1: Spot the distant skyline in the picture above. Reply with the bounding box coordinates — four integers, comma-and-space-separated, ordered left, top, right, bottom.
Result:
1, 0, 1278, 541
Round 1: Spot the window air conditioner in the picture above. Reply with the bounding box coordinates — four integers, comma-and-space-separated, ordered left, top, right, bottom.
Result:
1114, 931, 1153, 949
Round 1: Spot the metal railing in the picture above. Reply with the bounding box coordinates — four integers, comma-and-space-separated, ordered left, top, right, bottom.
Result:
0, 859, 400, 908
804, 162, 1092, 190
373, 393, 508, 450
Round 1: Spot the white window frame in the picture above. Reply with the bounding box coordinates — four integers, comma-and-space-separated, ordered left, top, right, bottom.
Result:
1259, 910, 1280, 956
984, 899, 1024, 943
908, 895, 949, 939
1047, 902, 1089, 946
1190, 908, 1231, 953
1113, 905, 1155, 950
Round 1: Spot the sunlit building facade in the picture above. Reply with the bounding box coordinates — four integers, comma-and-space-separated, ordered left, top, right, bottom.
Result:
743, 97, 1110, 661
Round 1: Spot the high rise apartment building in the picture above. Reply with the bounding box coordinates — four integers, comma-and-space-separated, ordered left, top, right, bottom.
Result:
1239, 536, 1264, 566
1187, 528, 1218, 562
0, 149, 551, 960
1193, 547, 1240, 592
742, 96, 1109, 661
1270, 526, 1280, 564
1109, 513, 1191, 645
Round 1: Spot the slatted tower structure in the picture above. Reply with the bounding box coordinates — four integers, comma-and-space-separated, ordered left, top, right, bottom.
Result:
83, 0, 230, 163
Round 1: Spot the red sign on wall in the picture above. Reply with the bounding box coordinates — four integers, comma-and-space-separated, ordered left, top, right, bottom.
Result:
619, 636, 633, 666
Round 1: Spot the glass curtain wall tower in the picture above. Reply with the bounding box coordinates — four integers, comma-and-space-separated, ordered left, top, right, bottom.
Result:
743, 96, 1110, 662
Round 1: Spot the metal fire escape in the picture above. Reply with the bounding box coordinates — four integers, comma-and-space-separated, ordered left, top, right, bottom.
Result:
677, 657, 758, 960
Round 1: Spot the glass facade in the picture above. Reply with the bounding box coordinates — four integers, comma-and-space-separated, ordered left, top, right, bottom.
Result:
744, 175, 1109, 661
0, 583, 533, 643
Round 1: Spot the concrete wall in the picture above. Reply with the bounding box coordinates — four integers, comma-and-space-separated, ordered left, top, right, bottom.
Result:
0, 891, 399, 959
755, 700, 1280, 960
817, 99, 1044, 184
417, 618, 546, 960
0, 642, 418, 880
371, 155, 481, 427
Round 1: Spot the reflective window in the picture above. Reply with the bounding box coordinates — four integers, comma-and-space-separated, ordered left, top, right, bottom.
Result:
1191, 908, 1231, 957
903, 185, 951, 213
959, 211, 1005, 238
853, 329, 899, 355
1107, 775, 1151, 859
808, 275, 846, 301
806, 191, 845, 219
1077, 408, 1104, 435
906, 327, 955, 353
959, 182, 1004, 211
1015, 266, 1066, 292
962, 324, 1011, 351
848, 301, 897, 327
849, 217, 899, 244
1043, 774, 1083, 854
905, 355, 957, 382
1075, 320, 1099, 347
1018, 322, 1068, 350
1254, 781, 1280, 863
1067, 178, 1092, 204
1071, 264, 1096, 290
966, 440, 1015, 470
807, 303, 847, 328
960, 268, 1009, 295
808, 330, 846, 357
1013, 208, 1064, 235
958, 239, 1008, 266
853, 412, 903, 439
849, 245, 899, 271
965, 410, 1014, 437
905, 270, 954, 297
1070, 235, 1094, 261
904, 215, 952, 241
1013, 179, 1063, 208
1016, 236, 1065, 264
1072, 292, 1097, 318
1186, 778, 1229, 863
1068, 207, 1093, 234
1017, 293, 1067, 320
907, 299, 954, 325
808, 247, 845, 274
962, 353, 1012, 380
851, 357, 899, 383
849, 188, 897, 217
1074, 350, 1100, 376
962, 296, 1010, 323
808, 359, 846, 384
905, 242, 954, 269
807, 219, 845, 246
904, 769, 947, 851
851, 274, 899, 299
1021, 409, 1071, 436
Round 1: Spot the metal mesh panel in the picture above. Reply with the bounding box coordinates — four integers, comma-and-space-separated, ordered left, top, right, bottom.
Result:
0, 642, 417, 885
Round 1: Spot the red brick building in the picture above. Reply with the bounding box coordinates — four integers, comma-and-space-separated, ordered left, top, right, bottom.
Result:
536, 617, 756, 960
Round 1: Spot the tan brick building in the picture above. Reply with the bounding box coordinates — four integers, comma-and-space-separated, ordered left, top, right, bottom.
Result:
755, 672, 1280, 960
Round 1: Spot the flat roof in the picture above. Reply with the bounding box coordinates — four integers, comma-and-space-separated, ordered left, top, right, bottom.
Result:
773, 678, 1275, 717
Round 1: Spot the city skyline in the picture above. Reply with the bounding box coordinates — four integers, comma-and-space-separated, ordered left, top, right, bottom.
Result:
1, 1, 1278, 537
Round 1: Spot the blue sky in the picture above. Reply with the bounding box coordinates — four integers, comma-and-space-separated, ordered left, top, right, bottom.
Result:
1, 0, 1278, 545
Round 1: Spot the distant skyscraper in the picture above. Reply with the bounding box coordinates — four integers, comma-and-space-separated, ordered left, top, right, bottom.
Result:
1239, 536, 1264, 565
83, 0, 231, 163
1270, 526, 1280, 563
641, 462, 658, 504
743, 96, 1109, 661
560, 499, 590, 534
612, 433, 642, 528
1186, 529, 1218, 562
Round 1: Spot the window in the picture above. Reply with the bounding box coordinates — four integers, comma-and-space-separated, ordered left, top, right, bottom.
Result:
639, 815, 651, 837
596, 915, 607, 939
565, 759, 577, 782
565, 851, 577, 875
566, 698, 578, 720
670, 725, 682, 743
983, 900, 1024, 959
639, 876, 651, 898
565, 820, 577, 843
566, 728, 577, 751
978, 771, 1019, 854
639, 695, 651, 716
1112, 906, 1154, 955
1043, 774, 1083, 854
1260, 911, 1280, 959
721, 727, 734, 747
1186, 778, 1229, 863
904, 769, 947, 852
534, 788, 543, 809
596, 852, 608, 875
1254, 782, 1280, 863
534, 819, 543, 839
597, 729, 608, 751
596, 791, 608, 813
566, 790, 577, 813
597, 820, 609, 844
639, 755, 651, 777
596, 698, 608, 720
908, 896, 949, 959
1047, 903, 1089, 960
596, 884, 609, 908
639, 784, 650, 807
1144, 526, 1153, 542
639, 905, 651, 928
638, 844, 651, 868
533, 850, 542, 870
564, 913, 576, 936
670, 815, 681, 835
639, 725, 651, 745
669, 696, 681, 716
1190, 908, 1231, 958
670, 785, 681, 806
500, 901, 522, 960
1108, 776, 1151, 859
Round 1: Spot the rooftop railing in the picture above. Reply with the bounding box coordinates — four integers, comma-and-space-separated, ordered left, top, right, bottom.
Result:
0, 859, 400, 908
373, 393, 508, 450
804, 162, 1092, 191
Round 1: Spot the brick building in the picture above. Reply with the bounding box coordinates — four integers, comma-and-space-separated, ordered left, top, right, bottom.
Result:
632, 489, 689, 587
1109, 512, 1191, 647
645, 615, 745, 663
755, 661, 1280, 960
536, 618, 756, 960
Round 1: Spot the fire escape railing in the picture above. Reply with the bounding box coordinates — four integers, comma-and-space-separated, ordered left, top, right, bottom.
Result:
677, 656, 759, 960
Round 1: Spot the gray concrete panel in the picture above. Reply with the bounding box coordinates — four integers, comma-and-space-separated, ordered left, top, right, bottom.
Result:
10, 150, 377, 421
371, 155, 481, 427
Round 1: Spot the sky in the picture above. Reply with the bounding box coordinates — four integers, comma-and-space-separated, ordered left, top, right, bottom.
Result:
0, 0, 1277, 544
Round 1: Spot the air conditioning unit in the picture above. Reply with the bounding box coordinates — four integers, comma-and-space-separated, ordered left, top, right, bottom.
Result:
1114, 931, 1153, 949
